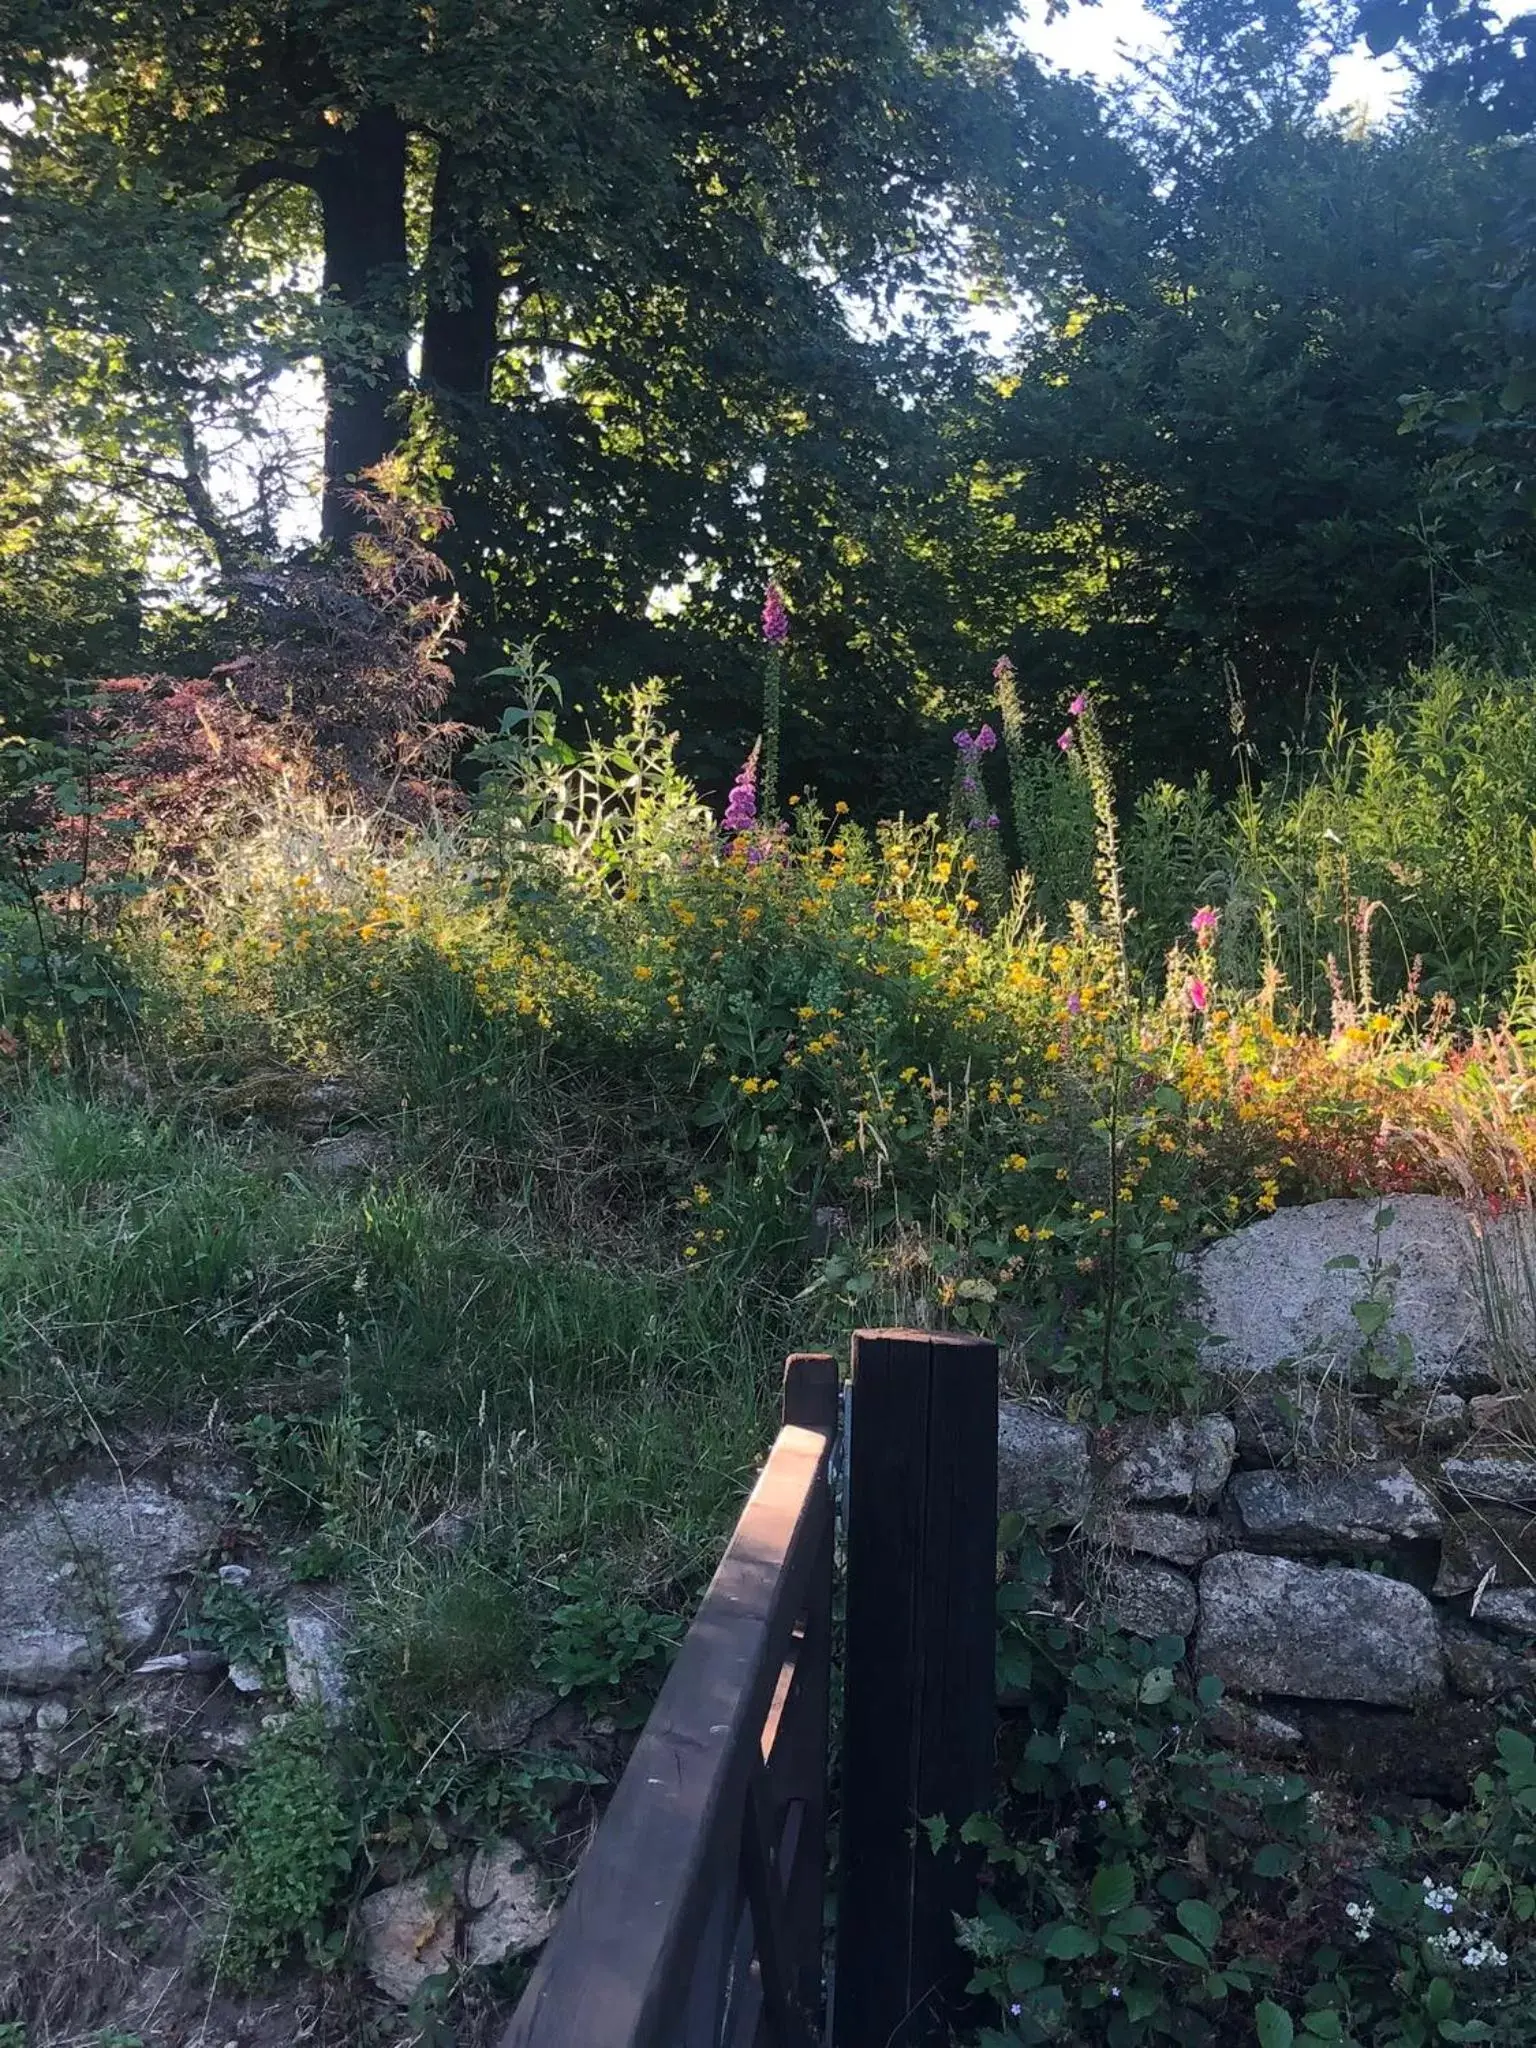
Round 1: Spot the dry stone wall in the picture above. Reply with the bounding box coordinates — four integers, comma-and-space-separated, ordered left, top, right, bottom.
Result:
999, 1382, 1536, 1784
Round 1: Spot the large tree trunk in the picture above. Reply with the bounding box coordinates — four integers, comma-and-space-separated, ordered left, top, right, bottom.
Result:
421, 142, 503, 403
315, 108, 412, 543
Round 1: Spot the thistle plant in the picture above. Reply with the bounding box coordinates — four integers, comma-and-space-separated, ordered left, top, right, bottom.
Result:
760, 581, 788, 820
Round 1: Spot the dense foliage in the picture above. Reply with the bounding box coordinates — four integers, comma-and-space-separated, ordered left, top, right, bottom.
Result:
3, 0, 1535, 803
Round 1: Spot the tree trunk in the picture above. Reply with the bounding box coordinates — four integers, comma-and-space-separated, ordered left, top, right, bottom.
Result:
315, 108, 412, 543
421, 142, 503, 404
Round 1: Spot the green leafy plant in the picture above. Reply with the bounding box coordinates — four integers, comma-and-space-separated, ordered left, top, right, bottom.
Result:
966, 1533, 1536, 2046
215, 1714, 352, 1984
534, 1571, 684, 1719
182, 1577, 285, 1682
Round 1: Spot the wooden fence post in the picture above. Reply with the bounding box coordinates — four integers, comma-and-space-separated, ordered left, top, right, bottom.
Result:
832, 1327, 998, 2048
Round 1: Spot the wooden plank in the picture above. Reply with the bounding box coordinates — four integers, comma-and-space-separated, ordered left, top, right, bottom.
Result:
773, 1357, 836, 2028
832, 1329, 998, 2048
911, 1330, 997, 2038
500, 1359, 838, 2048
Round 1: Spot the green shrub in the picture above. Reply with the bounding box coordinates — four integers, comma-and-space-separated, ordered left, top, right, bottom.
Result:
215, 1715, 352, 1984
1225, 661, 1536, 1020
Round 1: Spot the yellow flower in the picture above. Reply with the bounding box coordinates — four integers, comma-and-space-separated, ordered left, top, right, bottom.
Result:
1004, 1153, 1030, 1172
834, 800, 849, 815
1160, 1195, 1180, 1213
634, 964, 654, 981
1013, 1223, 1033, 1242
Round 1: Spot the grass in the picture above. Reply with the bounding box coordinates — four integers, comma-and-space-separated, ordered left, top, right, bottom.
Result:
0, 1081, 793, 1710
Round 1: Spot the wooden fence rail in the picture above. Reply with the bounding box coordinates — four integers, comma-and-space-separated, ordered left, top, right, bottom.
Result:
501, 1351, 839, 2048
499, 1329, 998, 2048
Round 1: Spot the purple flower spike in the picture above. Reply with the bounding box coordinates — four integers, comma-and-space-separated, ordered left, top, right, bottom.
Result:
761, 582, 789, 645
722, 742, 760, 833
986, 813, 1000, 828
953, 729, 973, 750
993, 655, 1015, 683
1057, 728, 1074, 752
1069, 692, 1087, 716
975, 723, 998, 752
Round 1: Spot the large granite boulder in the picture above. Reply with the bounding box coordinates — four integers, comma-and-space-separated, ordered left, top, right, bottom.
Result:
1192, 1196, 1518, 1389
1198, 1553, 1443, 1705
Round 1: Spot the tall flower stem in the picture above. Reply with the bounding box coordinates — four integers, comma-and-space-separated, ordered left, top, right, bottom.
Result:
762, 647, 781, 822
760, 581, 788, 820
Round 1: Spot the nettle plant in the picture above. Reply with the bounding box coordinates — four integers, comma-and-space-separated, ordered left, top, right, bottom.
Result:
955, 1533, 1536, 2048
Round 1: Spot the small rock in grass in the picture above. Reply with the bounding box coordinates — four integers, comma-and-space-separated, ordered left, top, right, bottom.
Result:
283, 1594, 351, 1717
0, 1731, 22, 1782
462, 1840, 556, 1965
359, 1872, 456, 2002
0, 1477, 224, 1690
359, 1842, 552, 2002
308, 1131, 392, 1181
1416, 1393, 1469, 1446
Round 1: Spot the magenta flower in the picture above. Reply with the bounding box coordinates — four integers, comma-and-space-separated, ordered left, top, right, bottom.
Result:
1190, 905, 1220, 948
761, 582, 789, 646
1057, 728, 1074, 752
1069, 693, 1087, 717
986, 813, 1000, 829
1067, 989, 1083, 1016
993, 654, 1015, 683
953, 728, 972, 749
975, 723, 998, 752
1187, 977, 1209, 1015
722, 742, 760, 833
